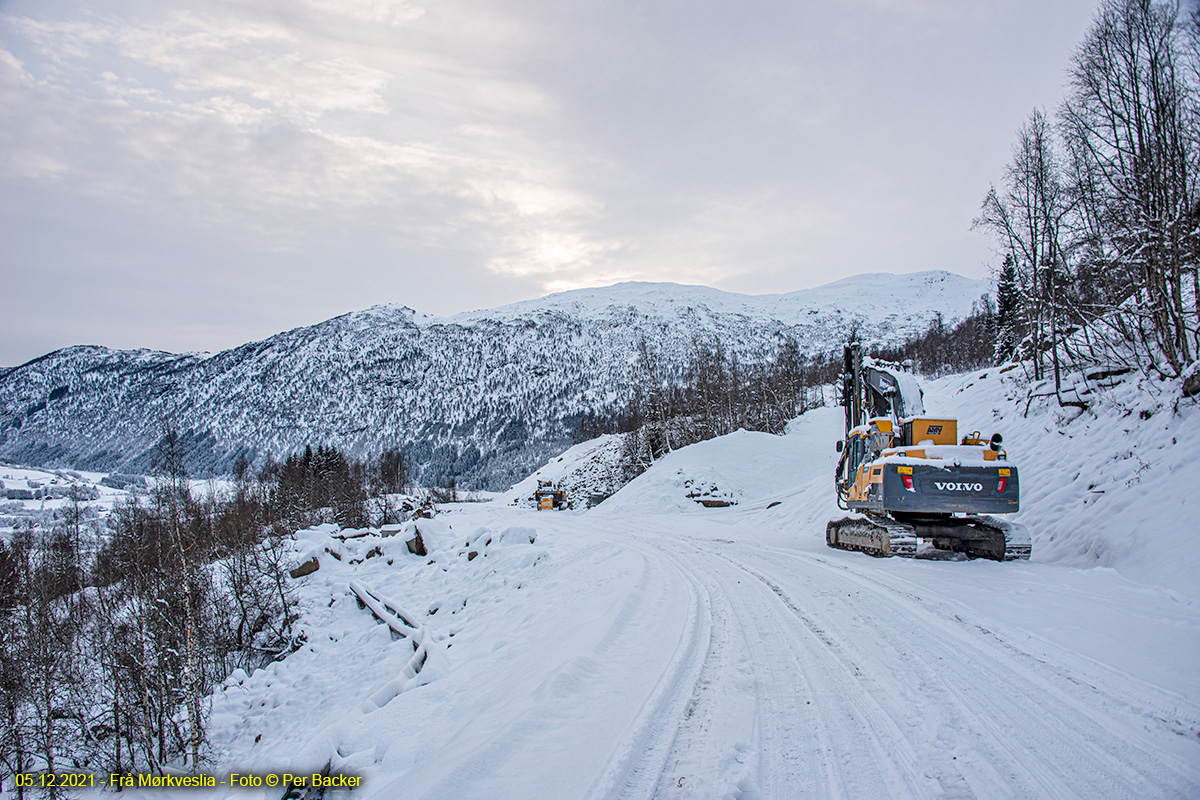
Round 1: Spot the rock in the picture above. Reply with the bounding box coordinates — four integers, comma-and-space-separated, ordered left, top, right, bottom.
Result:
1183, 369, 1200, 398
289, 557, 320, 578
696, 498, 734, 507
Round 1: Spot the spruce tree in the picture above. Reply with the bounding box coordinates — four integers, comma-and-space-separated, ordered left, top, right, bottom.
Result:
994, 254, 1021, 363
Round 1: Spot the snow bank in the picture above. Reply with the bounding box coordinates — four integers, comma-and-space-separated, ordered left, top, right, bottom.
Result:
597, 409, 844, 516
927, 365, 1200, 598
204, 514, 551, 784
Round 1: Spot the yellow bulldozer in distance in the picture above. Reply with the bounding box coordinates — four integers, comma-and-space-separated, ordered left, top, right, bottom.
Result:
534, 481, 567, 511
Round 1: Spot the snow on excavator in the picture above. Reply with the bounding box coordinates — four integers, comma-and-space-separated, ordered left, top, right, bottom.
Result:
534, 481, 567, 511
827, 343, 1031, 561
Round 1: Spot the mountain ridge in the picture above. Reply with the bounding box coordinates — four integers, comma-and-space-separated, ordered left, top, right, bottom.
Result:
0, 271, 989, 488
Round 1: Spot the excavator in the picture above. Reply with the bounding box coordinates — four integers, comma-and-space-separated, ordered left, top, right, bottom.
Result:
827, 343, 1031, 561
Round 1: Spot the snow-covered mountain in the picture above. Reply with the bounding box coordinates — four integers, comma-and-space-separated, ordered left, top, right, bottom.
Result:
0, 271, 987, 488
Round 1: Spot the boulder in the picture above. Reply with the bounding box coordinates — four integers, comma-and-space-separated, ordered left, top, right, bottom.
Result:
289, 557, 320, 578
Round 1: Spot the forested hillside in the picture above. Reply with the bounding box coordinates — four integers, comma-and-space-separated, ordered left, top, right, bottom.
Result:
0, 272, 984, 490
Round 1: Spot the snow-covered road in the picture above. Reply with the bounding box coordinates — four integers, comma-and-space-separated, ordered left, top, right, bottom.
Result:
259, 501, 1195, 800
645, 526, 1198, 799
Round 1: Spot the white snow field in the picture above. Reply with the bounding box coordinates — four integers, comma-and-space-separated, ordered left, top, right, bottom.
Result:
133, 370, 1197, 799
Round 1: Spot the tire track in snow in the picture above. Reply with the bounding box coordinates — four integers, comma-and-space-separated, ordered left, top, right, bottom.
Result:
649, 536, 939, 799
763, 544, 1200, 744
577, 535, 713, 800
651, 558, 759, 799
729, 557, 1031, 799
720, 543, 1200, 798
795, 547, 1200, 743
392, 538, 702, 800
587, 547, 710, 800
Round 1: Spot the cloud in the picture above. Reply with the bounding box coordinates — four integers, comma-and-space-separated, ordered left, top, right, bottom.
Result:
0, 0, 1108, 366
1, 1, 890, 299
9, 12, 392, 120
1, 4, 614, 285
298, 0, 426, 26
114, 12, 391, 120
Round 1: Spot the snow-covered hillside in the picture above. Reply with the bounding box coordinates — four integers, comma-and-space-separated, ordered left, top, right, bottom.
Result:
112, 363, 1200, 799
498, 433, 626, 509
0, 272, 985, 489
925, 363, 1200, 598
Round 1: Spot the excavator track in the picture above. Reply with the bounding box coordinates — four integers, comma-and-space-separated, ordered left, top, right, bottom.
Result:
828, 514, 1032, 561
939, 515, 1031, 562
826, 514, 918, 558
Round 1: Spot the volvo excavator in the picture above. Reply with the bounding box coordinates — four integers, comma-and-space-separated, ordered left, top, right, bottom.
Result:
827, 343, 1030, 561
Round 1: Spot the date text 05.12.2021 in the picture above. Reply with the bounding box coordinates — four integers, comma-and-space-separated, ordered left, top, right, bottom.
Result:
11, 773, 96, 790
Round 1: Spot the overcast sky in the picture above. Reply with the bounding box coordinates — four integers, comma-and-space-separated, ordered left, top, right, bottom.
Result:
0, 0, 1103, 366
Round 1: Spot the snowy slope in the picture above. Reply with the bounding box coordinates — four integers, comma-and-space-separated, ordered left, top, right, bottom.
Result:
498, 433, 626, 509
0, 272, 985, 489
924, 364, 1200, 598
95, 363, 1200, 799
595, 423, 834, 515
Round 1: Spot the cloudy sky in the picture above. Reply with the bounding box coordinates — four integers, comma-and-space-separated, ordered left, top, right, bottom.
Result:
0, 0, 1101, 365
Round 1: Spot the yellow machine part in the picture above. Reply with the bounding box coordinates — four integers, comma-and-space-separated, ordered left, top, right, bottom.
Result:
539, 496, 554, 510
850, 463, 875, 502
908, 418, 957, 445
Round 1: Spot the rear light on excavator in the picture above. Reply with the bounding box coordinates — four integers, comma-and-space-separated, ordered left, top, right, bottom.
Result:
998, 477, 1007, 493
902, 475, 914, 491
